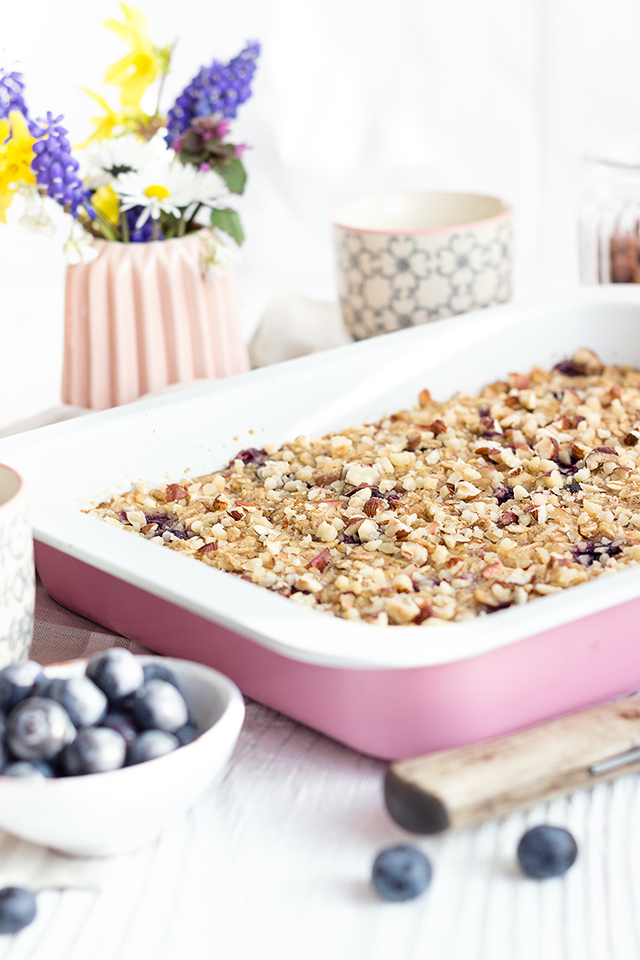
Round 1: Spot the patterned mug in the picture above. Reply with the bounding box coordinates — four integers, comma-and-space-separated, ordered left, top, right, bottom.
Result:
333, 192, 513, 340
0, 465, 35, 667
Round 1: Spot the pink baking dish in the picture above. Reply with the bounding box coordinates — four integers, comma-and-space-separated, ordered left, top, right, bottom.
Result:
4, 287, 640, 761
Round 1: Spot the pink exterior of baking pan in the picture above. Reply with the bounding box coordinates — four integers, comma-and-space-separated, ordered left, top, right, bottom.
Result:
34, 542, 640, 761
5, 287, 640, 762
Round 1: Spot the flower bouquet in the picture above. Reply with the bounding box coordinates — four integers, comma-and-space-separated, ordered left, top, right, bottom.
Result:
0, 4, 260, 409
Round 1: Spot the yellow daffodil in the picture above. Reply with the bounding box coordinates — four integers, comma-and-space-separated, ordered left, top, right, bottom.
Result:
92, 184, 120, 225
78, 88, 141, 145
0, 111, 36, 223
103, 4, 166, 109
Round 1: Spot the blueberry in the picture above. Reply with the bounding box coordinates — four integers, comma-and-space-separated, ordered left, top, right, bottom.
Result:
143, 663, 181, 690
234, 447, 267, 467
32, 677, 56, 699
494, 486, 513, 506
47, 676, 108, 728
126, 730, 179, 765
0, 887, 36, 934
101, 712, 138, 747
0, 718, 7, 770
86, 649, 144, 703
61, 727, 127, 776
0, 662, 44, 714
554, 359, 583, 377
130, 679, 189, 733
175, 723, 199, 746
2, 761, 55, 779
6, 698, 76, 761
517, 825, 578, 879
371, 845, 433, 902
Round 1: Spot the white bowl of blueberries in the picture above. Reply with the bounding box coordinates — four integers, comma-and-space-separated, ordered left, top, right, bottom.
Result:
0, 650, 245, 856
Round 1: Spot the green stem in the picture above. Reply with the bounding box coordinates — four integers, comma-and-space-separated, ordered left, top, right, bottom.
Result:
92, 211, 120, 242
120, 210, 130, 243
152, 40, 175, 121
152, 218, 159, 241
186, 202, 203, 229
77, 213, 105, 239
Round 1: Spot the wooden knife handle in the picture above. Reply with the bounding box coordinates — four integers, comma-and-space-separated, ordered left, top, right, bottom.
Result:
385, 694, 640, 834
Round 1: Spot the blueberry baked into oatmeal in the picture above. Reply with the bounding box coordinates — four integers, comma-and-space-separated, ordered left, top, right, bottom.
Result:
91, 349, 640, 626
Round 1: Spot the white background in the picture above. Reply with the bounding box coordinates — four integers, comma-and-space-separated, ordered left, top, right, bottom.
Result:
1, 0, 639, 427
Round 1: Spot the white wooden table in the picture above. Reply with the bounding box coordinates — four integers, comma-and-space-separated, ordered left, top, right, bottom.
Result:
2, 414, 640, 960
2, 687, 638, 960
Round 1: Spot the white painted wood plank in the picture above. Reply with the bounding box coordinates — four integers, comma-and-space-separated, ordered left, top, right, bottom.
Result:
3, 700, 640, 959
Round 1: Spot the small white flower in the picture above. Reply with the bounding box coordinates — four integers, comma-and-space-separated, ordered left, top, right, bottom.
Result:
116, 160, 227, 229
63, 220, 98, 265
198, 229, 238, 279
17, 184, 56, 237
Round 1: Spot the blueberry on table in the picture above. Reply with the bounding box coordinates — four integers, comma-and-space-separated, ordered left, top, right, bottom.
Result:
86, 649, 145, 703
61, 727, 127, 776
126, 730, 180, 765
371, 845, 433, 902
6, 698, 76, 761
0, 662, 44, 714
48, 676, 108, 728
130, 679, 189, 733
0, 887, 36, 934
517, 825, 578, 879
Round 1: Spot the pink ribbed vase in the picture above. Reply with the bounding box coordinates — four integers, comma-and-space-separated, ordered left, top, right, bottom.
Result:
62, 231, 250, 410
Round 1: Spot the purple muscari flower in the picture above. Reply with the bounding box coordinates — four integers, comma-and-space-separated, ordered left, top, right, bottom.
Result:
0, 70, 28, 119
125, 206, 162, 242
0, 69, 40, 136
30, 112, 93, 218
166, 42, 260, 146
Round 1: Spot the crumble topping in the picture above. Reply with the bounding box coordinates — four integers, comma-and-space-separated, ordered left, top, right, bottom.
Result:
89, 349, 640, 626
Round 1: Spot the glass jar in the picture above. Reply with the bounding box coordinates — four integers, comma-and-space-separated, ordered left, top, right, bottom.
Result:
579, 138, 640, 284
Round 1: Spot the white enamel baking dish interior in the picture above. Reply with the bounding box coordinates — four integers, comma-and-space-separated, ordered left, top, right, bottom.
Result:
3, 286, 640, 759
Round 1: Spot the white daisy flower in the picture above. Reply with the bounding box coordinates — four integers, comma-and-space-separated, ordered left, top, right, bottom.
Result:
192, 168, 229, 208
83, 134, 153, 190
116, 159, 228, 229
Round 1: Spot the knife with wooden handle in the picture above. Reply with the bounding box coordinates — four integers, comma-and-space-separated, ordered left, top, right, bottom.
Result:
384, 694, 640, 834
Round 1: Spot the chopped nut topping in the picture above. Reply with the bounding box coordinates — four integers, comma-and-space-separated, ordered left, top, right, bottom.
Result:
165, 483, 188, 503
364, 497, 387, 517
430, 419, 448, 435
91, 349, 640, 627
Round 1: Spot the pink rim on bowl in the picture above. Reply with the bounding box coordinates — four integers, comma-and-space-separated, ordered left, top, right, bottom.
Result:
331, 190, 513, 236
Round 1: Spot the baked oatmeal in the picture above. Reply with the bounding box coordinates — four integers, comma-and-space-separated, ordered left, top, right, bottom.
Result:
90, 349, 640, 626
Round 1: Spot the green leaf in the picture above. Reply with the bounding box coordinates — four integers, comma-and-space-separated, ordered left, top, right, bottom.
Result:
210, 207, 244, 245
218, 158, 247, 195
